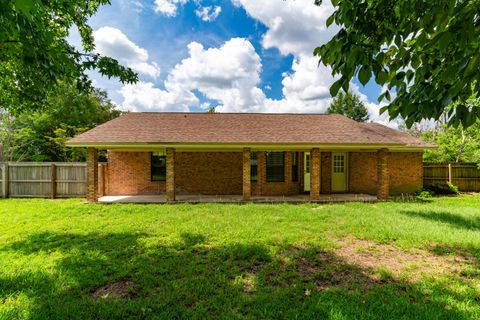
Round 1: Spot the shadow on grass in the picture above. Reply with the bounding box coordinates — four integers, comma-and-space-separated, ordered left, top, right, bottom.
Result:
1, 231, 478, 319
400, 210, 480, 231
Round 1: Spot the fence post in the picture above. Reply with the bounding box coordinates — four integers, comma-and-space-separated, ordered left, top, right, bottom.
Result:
448, 163, 452, 184
51, 163, 57, 199
2, 163, 8, 198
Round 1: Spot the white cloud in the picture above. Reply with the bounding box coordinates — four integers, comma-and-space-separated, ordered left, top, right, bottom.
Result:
233, 0, 337, 56
195, 5, 222, 22
231, 0, 392, 124
117, 37, 336, 114
154, 0, 187, 17
119, 38, 265, 112
93, 27, 160, 79
119, 81, 197, 111
115, 0, 390, 125
220, 0, 339, 114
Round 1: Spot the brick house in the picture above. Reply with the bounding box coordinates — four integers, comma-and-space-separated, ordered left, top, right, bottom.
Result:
67, 113, 432, 203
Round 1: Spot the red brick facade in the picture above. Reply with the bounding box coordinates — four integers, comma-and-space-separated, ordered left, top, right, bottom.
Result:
310, 148, 320, 200
107, 151, 164, 195
389, 152, 424, 194
242, 148, 251, 200
251, 151, 303, 196
320, 152, 332, 194
349, 152, 377, 194
348, 151, 423, 196
105, 150, 423, 197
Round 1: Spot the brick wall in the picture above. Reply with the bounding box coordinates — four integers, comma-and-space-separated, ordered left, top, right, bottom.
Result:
348, 151, 423, 195
107, 151, 243, 195
107, 150, 423, 197
389, 152, 423, 194
251, 151, 302, 196
107, 151, 164, 195
175, 152, 243, 195
349, 152, 377, 194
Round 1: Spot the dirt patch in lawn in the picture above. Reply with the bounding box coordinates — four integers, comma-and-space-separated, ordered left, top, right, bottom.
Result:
334, 236, 476, 281
91, 280, 134, 301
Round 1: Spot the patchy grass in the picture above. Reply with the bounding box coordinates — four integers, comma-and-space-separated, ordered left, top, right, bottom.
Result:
0, 195, 480, 319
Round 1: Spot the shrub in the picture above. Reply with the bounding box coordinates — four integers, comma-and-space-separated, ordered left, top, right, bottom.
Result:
423, 183, 460, 195
447, 182, 460, 195
415, 189, 435, 198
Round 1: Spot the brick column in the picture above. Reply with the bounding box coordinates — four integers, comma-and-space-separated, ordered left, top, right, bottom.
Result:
298, 152, 304, 191
310, 148, 320, 200
285, 151, 292, 194
321, 152, 332, 194
86, 147, 98, 203
243, 148, 251, 200
166, 148, 175, 202
257, 151, 266, 195
377, 148, 390, 199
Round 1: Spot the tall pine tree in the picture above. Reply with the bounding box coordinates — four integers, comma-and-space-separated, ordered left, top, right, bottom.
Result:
327, 91, 370, 122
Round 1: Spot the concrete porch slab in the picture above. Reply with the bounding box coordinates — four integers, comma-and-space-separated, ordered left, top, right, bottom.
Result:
98, 194, 377, 204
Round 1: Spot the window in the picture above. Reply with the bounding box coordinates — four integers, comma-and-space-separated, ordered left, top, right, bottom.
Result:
305, 154, 310, 173
333, 155, 345, 173
251, 152, 258, 181
151, 152, 166, 181
266, 152, 285, 182
292, 152, 298, 182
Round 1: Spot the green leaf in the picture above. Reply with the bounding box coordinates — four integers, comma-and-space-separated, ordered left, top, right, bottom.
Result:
14, 0, 35, 16
376, 70, 388, 85
385, 90, 391, 101
438, 32, 452, 51
330, 79, 343, 96
358, 65, 371, 86
326, 14, 335, 27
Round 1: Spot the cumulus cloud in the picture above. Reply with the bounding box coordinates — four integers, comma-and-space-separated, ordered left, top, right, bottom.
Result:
119, 38, 266, 112
154, 0, 187, 17
93, 26, 160, 79
195, 5, 222, 22
221, 0, 339, 113
233, 0, 337, 56
229, 0, 389, 123
116, 0, 389, 124
120, 81, 197, 111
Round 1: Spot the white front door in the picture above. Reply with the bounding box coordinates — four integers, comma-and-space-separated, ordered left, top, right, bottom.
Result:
304, 152, 311, 191
332, 152, 347, 192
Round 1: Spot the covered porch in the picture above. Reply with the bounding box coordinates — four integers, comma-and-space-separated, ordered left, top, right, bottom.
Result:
84, 146, 391, 203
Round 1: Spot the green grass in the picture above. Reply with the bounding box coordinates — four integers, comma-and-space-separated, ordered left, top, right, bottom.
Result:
1, 195, 480, 319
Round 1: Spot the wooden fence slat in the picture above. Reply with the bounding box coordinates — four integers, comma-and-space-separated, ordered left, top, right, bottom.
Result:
424, 163, 480, 192
51, 163, 56, 199
1, 164, 7, 198
0, 162, 104, 198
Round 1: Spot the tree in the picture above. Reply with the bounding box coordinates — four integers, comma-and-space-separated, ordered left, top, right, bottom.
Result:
0, 111, 32, 161
0, 0, 137, 114
1, 82, 122, 161
327, 91, 370, 122
421, 121, 480, 165
314, 0, 480, 128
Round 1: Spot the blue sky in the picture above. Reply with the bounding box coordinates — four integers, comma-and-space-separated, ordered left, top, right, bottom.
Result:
76, 0, 387, 122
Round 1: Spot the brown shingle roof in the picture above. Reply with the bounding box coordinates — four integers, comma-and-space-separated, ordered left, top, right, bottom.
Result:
67, 112, 432, 148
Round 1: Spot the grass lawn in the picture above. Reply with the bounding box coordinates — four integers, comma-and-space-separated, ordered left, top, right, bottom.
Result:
1, 196, 480, 319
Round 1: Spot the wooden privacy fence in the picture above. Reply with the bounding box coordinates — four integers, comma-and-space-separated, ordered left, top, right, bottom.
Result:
0, 162, 107, 198
423, 163, 480, 192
